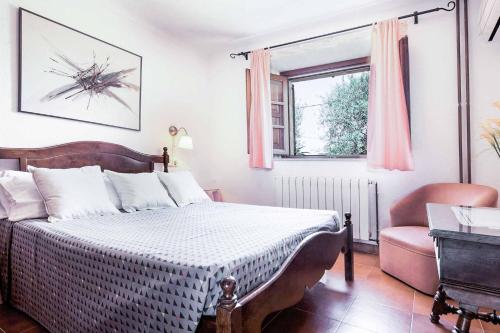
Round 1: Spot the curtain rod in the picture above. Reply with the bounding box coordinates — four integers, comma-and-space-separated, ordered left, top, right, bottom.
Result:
230, 1, 456, 60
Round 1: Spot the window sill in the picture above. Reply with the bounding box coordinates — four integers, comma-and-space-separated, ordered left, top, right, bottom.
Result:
274, 155, 366, 161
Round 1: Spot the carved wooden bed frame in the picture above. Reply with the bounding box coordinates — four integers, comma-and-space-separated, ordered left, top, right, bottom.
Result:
0, 141, 354, 333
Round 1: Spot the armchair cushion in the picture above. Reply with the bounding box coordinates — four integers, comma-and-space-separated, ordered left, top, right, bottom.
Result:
380, 226, 434, 257
380, 226, 438, 295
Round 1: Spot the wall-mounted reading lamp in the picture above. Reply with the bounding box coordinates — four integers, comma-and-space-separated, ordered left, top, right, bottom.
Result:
168, 125, 193, 166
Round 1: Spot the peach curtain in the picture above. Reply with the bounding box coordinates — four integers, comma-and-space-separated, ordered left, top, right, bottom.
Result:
367, 19, 414, 171
249, 49, 273, 169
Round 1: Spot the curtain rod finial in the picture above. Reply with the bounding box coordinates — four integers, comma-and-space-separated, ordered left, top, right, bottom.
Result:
443, 1, 456, 12
229, 52, 249, 60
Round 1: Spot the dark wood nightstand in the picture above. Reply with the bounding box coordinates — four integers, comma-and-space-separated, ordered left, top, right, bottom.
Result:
204, 189, 223, 202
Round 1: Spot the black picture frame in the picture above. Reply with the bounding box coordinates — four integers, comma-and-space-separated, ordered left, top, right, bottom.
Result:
18, 8, 143, 131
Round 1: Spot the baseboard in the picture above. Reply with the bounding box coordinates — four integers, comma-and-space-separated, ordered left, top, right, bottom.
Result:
353, 241, 379, 255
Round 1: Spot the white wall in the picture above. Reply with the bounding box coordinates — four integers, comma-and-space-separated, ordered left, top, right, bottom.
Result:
0, 0, 213, 183
1, 1, 497, 229
469, 2, 500, 201
205, 0, 465, 228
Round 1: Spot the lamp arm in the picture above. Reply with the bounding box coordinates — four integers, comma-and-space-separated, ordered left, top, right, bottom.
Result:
178, 127, 189, 135
168, 125, 189, 137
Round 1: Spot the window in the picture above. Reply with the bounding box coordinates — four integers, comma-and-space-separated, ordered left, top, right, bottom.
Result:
291, 67, 370, 157
246, 57, 393, 158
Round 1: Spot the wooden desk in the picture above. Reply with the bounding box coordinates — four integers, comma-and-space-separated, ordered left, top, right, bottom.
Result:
427, 203, 500, 333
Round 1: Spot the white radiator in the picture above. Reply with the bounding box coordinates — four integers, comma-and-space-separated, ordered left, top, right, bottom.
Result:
274, 176, 378, 243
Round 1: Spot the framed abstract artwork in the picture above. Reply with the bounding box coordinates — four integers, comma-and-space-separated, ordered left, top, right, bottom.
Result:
19, 8, 142, 131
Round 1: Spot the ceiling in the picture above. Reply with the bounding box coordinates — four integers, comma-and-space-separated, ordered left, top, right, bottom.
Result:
113, 0, 422, 44
270, 29, 371, 73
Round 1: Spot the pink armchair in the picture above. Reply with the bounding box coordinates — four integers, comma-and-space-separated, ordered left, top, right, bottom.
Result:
379, 183, 498, 295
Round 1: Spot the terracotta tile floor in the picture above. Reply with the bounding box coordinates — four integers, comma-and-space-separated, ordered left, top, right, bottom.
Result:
263, 252, 497, 333
0, 252, 498, 333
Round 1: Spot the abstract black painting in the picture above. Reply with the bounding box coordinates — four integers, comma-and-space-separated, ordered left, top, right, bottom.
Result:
19, 8, 142, 131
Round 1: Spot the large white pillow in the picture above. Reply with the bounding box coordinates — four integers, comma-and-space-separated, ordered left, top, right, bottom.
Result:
104, 171, 176, 212
156, 171, 210, 207
0, 199, 6, 219
103, 173, 122, 210
0, 172, 6, 219
0, 205, 6, 219
0, 173, 7, 219
31, 166, 119, 222
0, 171, 48, 221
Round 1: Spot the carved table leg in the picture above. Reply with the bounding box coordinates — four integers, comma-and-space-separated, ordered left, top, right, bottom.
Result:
477, 309, 500, 326
430, 285, 447, 323
453, 309, 476, 333
430, 285, 460, 324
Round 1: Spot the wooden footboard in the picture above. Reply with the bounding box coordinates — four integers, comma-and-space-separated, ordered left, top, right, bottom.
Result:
203, 213, 353, 333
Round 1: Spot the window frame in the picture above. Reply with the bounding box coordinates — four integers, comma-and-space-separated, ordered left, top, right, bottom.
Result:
245, 70, 290, 155
285, 64, 371, 159
271, 74, 290, 156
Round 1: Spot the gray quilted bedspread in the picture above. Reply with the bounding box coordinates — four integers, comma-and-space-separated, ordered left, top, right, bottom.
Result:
0, 202, 339, 333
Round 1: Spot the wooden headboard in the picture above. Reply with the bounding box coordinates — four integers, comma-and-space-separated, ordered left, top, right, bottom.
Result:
0, 141, 169, 173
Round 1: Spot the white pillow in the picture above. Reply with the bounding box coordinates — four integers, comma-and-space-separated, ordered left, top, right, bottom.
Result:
0, 199, 6, 219
103, 173, 122, 210
0, 172, 7, 219
104, 170, 176, 212
0, 171, 48, 221
31, 166, 119, 222
156, 171, 210, 207
0, 206, 6, 219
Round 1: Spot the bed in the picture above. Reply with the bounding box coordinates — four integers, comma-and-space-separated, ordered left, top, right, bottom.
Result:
0, 141, 353, 333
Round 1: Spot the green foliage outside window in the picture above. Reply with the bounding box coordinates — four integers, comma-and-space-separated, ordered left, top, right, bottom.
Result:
319, 72, 369, 156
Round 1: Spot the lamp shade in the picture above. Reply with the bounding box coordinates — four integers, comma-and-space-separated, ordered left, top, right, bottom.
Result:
178, 135, 193, 150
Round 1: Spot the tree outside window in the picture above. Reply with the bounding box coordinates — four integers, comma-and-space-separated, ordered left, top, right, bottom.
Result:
292, 68, 369, 157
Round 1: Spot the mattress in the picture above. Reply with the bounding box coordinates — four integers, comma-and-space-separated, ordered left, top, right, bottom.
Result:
0, 201, 339, 333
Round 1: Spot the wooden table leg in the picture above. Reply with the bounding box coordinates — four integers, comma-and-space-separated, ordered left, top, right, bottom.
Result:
430, 285, 460, 324
453, 308, 476, 333
430, 285, 447, 323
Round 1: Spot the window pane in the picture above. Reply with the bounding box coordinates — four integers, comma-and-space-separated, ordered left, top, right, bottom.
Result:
272, 104, 284, 126
293, 70, 369, 156
271, 80, 284, 102
273, 128, 285, 150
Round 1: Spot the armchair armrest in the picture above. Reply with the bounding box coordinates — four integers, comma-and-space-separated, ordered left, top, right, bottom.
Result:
390, 191, 429, 227
204, 189, 223, 202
